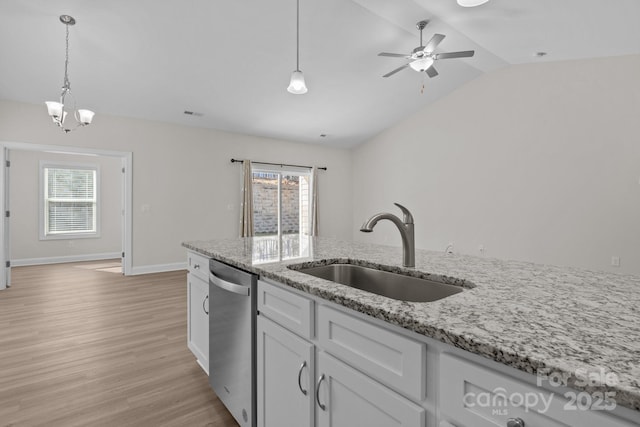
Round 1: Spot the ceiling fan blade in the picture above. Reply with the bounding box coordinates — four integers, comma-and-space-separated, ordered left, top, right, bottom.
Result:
423, 34, 445, 53
435, 50, 475, 60
425, 66, 439, 78
378, 52, 409, 58
382, 64, 409, 78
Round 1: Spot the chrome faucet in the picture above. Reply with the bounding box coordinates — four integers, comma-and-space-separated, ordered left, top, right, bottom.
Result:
360, 203, 415, 268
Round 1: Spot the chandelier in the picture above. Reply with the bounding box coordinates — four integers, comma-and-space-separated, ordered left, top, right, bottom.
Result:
45, 15, 95, 133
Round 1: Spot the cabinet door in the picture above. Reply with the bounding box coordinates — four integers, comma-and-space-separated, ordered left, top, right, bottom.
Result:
257, 315, 314, 427
316, 352, 425, 427
187, 272, 209, 373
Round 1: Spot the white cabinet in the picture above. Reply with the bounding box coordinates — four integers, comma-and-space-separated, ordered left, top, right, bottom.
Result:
257, 278, 314, 339
257, 280, 427, 427
317, 305, 426, 401
439, 353, 637, 427
257, 315, 314, 427
187, 250, 209, 374
316, 351, 425, 427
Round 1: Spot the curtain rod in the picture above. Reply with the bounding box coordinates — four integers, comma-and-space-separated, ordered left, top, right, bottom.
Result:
230, 158, 327, 171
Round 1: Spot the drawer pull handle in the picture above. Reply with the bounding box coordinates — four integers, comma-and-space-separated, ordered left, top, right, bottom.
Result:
316, 374, 326, 411
203, 295, 209, 315
297, 361, 308, 395
507, 418, 525, 427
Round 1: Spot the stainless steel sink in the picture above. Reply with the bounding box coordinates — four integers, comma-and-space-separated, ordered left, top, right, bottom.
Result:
292, 263, 464, 302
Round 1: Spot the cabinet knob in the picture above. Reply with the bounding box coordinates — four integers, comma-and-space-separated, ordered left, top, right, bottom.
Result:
507, 418, 525, 427
297, 361, 308, 396
316, 374, 327, 411
193, 263, 200, 270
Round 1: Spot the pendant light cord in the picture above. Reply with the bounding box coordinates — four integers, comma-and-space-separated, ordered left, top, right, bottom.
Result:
296, 0, 300, 71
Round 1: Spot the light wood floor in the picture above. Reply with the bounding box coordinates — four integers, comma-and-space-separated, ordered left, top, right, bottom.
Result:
0, 261, 238, 427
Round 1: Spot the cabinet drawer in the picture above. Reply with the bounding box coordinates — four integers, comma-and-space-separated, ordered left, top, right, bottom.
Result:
187, 250, 209, 282
317, 304, 426, 401
439, 353, 635, 427
257, 280, 314, 339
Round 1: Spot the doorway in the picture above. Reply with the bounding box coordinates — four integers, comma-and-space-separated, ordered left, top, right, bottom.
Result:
0, 142, 132, 290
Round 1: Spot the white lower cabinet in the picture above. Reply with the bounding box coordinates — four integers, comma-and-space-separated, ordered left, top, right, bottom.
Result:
316, 351, 425, 427
187, 271, 209, 374
257, 280, 427, 427
439, 354, 637, 427
257, 315, 314, 427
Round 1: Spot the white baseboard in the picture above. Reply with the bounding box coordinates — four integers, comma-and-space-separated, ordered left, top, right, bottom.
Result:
11, 255, 187, 276
129, 262, 187, 275
12, 252, 122, 267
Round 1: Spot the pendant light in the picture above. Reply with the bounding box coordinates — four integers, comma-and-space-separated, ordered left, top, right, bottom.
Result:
457, 0, 490, 7
45, 15, 95, 133
287, 0, 308, 94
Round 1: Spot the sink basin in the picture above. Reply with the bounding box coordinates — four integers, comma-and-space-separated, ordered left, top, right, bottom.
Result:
291, 262, 464, 302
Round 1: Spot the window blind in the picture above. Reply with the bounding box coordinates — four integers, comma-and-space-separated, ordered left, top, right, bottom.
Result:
44, 167, 97, 235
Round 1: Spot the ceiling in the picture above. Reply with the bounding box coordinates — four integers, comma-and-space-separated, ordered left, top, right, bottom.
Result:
0, 0, 638, 148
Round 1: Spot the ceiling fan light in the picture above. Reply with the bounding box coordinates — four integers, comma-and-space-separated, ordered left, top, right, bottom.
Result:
287, 70, 308, 94
457, 0, 490, 7
409, 57, 434, 72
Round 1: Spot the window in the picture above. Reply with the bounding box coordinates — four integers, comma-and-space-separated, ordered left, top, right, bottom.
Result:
252, 167, 311, 237
40, 163, 99, 239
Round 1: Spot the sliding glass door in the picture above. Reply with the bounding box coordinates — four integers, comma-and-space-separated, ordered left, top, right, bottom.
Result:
251, 166, 311, 261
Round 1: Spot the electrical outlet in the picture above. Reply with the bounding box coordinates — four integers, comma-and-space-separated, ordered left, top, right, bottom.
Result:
611, 256, 620, 267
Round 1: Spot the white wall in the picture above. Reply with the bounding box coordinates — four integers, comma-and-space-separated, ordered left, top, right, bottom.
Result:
9, 150, 122, 264
0, 100, 353, 272
353, 54, 640, 275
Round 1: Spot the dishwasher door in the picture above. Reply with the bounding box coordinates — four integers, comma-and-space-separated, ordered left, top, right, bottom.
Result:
209, 258, 257, 427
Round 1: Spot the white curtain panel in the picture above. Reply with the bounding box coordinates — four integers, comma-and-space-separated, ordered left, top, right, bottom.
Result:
240, 160, 254, 237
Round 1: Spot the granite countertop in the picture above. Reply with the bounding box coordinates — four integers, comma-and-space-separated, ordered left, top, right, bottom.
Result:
182, 236, 640, 413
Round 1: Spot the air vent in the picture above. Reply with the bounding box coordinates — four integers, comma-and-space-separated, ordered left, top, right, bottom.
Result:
183, 110, 204, 117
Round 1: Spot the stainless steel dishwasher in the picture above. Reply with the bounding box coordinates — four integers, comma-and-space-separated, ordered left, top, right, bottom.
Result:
209, 258, 257, 427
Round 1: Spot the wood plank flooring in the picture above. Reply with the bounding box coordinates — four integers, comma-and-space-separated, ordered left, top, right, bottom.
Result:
0, 261, 238, 427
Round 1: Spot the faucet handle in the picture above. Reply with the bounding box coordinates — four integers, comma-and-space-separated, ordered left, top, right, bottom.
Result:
393, 203, 414, 224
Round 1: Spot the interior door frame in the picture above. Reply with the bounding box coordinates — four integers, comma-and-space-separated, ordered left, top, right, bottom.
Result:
0, 141, 133, 290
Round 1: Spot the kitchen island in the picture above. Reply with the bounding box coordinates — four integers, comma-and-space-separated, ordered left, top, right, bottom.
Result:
183, 235, 640, 425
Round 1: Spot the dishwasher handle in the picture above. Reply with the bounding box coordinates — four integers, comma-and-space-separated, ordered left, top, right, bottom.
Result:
209, 271, 250, 296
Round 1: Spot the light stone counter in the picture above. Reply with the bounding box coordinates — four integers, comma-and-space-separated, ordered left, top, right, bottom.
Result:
182, 236, 640, 413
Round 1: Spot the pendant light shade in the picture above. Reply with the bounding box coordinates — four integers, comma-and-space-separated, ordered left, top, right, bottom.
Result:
287, 0, 308, 94
287, 70, 308, 94
457, 0, 490, 7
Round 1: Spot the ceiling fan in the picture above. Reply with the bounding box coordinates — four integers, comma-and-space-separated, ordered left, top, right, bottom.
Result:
379, 20, 474, 78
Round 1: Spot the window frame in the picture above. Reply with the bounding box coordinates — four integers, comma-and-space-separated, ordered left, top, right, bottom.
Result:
39, 161, 101, 240
251, 164, 312, 237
